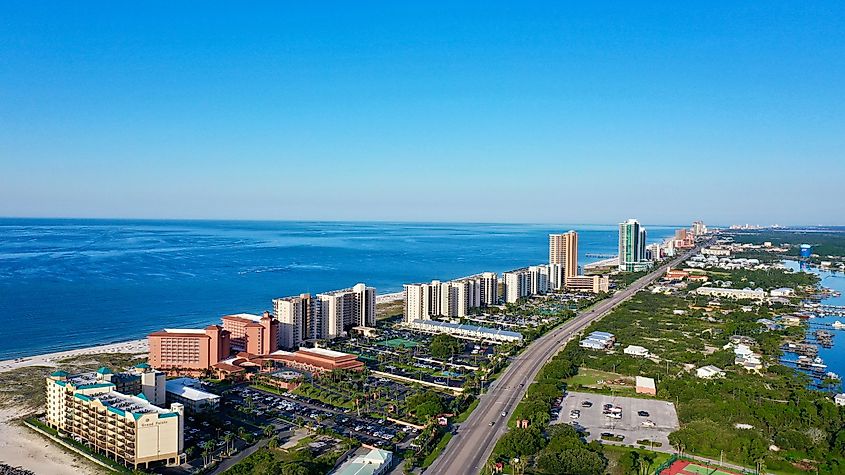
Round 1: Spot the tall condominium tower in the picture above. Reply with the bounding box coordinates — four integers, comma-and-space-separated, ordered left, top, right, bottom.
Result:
618, 219, 649, 271
316, 283, 376, 339
273, 293, 314, 350
403, 272, 498, 323
549, 231, 578, 290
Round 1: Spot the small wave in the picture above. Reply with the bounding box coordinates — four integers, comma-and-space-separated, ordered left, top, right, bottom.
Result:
237, 264, 334, 275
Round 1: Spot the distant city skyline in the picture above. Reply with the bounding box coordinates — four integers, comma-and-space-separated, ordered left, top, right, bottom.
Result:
1, 2, 843, 225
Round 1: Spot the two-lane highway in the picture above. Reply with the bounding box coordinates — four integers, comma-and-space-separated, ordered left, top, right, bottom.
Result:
426, 242, 709, 475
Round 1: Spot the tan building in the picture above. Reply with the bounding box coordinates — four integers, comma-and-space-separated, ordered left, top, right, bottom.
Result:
316, 283, 376, 339
503, 268, 531, 303
46, 370, 184, 470
549, 231, 578, 290
274, 293, 314, 350
221, 312, 279, 355
565, 275, 609, 293
148, 325, 230, 375
404, 273, 498, 323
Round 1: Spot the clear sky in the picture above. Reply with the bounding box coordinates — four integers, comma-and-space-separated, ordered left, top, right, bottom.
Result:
1, 2, 843, 225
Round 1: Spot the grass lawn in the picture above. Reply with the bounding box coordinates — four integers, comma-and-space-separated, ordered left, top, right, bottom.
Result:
453, 398, 479, 423
421, 432, 453, 468
0, 353, 147, 410
376, 299, 404, 321
380, 338, 421, 348
567, 367, 634, 389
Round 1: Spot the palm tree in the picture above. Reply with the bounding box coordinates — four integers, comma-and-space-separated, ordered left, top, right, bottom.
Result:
263, 424, 275, 439
223, 432, 235, 456
201, 440, 215, 467
640, 453, 655, 475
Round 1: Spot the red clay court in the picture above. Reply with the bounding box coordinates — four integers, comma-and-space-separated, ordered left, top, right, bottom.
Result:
661, 460, 743, 475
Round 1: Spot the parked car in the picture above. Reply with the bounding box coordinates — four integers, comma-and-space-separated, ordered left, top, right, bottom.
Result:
638, 410, 650, 417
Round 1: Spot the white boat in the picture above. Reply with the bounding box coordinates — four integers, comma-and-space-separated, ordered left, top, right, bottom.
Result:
832, 321, 845, 329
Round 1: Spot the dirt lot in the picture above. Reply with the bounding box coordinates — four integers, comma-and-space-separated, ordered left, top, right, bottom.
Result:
552, 391, 679, 450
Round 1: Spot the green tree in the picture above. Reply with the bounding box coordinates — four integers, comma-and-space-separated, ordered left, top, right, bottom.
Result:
430, 334, 463, 359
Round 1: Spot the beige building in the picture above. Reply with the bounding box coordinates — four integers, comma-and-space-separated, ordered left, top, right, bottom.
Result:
565, 275, 609, 293
403, 272, 498, 323
549, 231, 578, 290
274, 293, 314, 350
316, 283, 376, 339
46, 370, 184, 470
503, 268, 531, 303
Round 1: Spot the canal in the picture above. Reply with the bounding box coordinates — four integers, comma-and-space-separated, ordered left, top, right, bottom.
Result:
784, 259, 845, 391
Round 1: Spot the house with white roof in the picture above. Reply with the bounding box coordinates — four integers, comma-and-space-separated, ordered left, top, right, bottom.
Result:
696, 365, 725, 379
623, 345, 650, 358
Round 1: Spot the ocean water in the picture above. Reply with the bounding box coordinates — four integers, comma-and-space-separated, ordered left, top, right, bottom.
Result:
0, 219, 675, 360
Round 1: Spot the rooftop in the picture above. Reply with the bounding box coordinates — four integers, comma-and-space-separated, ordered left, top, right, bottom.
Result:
93, 390, 171, 416
165, 378, 220, 402
635, 376, 656, 389
223, 313, 264, 322
161, 328, 208, 334
300, 347, 352, 359
410, 319, 523, 339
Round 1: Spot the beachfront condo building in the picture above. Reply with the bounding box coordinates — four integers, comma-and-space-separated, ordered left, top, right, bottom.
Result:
549, 231, 579, 290
528, 265, 550, 295
148, 325, 230, 375
315, 283, 376, 339
503, 268, 531, 303
619, 219, 651, 272
564, 275, 610, 293
46, 369, 184, 470
274, 293, 314, 350
503, 265, 553, 303
403, 272, 498, 323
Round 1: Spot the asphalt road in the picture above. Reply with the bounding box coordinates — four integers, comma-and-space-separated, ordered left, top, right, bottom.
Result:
425, 242, 709, 475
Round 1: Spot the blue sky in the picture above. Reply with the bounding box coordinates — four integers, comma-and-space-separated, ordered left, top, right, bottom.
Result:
1, 2, 843, 225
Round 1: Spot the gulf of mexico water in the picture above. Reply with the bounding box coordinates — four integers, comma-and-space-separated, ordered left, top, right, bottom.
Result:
0, 219, 675, 360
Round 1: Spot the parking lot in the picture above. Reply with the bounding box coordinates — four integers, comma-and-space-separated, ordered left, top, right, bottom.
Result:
229, 386, 415, 449
553, 391, 679, 449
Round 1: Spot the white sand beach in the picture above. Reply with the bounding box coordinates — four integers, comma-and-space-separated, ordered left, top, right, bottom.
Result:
375, 291, 404, 303
0, 409, 103, 475
0, 339, 148, 374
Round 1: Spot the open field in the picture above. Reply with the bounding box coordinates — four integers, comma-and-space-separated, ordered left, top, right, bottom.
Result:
566, 367, 635, 392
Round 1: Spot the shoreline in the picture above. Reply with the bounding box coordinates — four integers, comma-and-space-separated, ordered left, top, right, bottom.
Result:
0, 293, 408, 373
0, 339, 148, 374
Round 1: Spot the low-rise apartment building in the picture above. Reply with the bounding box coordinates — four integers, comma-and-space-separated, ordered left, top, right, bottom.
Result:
695, 287, 766, 300
564, 275, 609, 293
405, 319, 523, 344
